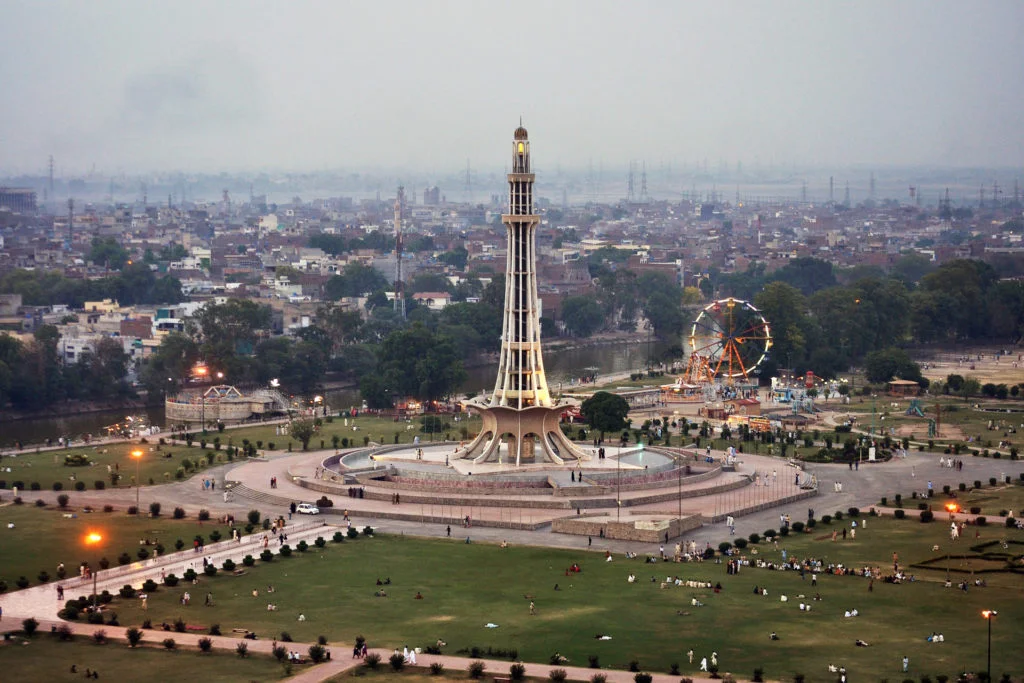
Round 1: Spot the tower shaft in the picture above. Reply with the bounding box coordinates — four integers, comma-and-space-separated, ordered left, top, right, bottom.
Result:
492, 131, 549, 409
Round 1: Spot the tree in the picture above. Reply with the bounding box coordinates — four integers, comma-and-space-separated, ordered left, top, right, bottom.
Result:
370, 323, 467, 403
289, 419, 315, 451
88, 237, 130, 270
580, 391, 630, 439
438, 246, 469, 270
959, 377, 981, 402
864, 347, 923, 385
561, 295, 604, 337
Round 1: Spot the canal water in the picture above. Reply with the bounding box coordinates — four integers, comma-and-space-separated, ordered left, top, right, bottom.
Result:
0, 340, 668, 448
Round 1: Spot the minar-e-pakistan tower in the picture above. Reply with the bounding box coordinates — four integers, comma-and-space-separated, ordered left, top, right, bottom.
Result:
458, 124, 589, 466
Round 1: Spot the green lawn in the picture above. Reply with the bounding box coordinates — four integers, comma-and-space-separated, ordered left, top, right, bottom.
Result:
0, 505, 232, 591
0, 635, 286, 683
222, 413, 482, 453
102, 519, 1024, 682
0, 441, 229, 492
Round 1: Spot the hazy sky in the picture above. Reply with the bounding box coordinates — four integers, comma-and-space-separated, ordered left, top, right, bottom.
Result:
2, 0, 1023, 175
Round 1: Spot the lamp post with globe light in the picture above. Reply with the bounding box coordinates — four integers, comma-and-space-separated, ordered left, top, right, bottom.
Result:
131, 449, 143, 509
982, 610, 997, 683
84, 532, 103, 611
193, 364, 209, 433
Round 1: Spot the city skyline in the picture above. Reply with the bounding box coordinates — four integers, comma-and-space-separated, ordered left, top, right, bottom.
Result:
2, 1, 1023, 174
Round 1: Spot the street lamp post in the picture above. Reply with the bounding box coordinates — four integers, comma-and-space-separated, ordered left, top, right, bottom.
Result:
85, 532, 102, 611
982, 610, 997, 683
131, 449, 143, 510
193, 364, 209, 434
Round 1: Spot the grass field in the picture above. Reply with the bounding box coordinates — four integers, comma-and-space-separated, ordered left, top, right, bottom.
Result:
0, 635, 286, 683
0, 505, 231, 591
100, 515, 1024, 682
0, 441, 229, 493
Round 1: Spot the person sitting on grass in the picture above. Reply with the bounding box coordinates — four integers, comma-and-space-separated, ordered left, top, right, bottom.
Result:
855, 639, 870, 647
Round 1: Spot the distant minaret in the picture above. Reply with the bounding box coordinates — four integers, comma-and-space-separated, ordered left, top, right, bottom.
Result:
829, 176, 834, 203
393, 186, 406, 319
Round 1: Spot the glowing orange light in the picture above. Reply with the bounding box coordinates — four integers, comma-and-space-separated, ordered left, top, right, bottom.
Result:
982, 610, 997, 619
945, 503, 959, 513
194, 365, 209, 376
85, 532, 103, 545
131, 449, 143, 459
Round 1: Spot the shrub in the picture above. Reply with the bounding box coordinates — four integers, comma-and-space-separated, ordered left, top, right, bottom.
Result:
970, 506, 982, 515
670, 663, 681, 675
821, 514, 832, 524
209, 530, 222, 542
920, 510, 934, 523
550, 669, 568, 682
748, 533, 760, 544
247, 509, 261, 525
142, 578, 158, 592
430, 662, 445, 675
848, 507, 860, 517
164, 637, 178, 650
753, 667, 764, 682
733, 537, 748, 549
35, 499, 46, 507
763, 528, 777, 539
333, 531, 345, 543
314, 536, 326, 548
389, 652, 406, 671
119, 584, 136, 599
959, 483, 967, 492
242, 555, 255, 567
309, 644, 328, 663
52, 482, 63, 491
126, 627, 143, 647
173, 617, 186, 633
22, 617, 39, 636
149, 502, 161, 517
629, 659, 641, 672
57, 494, 69, 508
895, 509, 906, 519
974, 480, 983, 489
779, 526, 790, 537
87, 611, 104, 624
127, 505, 138, 515
16, 576, 30, 589
976, 516, 987, 526
37, 570, 50, 583
364, 652, 381, 669
510, 662, 527, 680
75, 481, 86, 491
279, 545, 292, 557
204, 563, 217, 577
236, 641, 248, 657
221, 559, 236, 571
163, 573, 179, 587
347, 527, 359, 539
92, 629, 107, 644
173, 507, 186, 519
362, 525, 374, 536
834, 511, 844, 521
791, 521, 805, 533
634, 674, 653, 683
198, 508, 210, 521
260, 549, 274, 562
718, 542, 732, 554
209, 624, 221, 636
468, 660, 487, 679
297, 540, 309, 552
198, 636, 212, 652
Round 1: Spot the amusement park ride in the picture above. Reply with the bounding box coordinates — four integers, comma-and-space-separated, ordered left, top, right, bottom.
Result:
663, 297, 773, 403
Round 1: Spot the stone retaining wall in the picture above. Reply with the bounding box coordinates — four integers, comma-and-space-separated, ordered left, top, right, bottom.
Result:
551, 514, 703, 542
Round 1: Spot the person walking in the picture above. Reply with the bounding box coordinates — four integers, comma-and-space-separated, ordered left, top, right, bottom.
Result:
529, 601, 536, 616
902, 656, 909, 673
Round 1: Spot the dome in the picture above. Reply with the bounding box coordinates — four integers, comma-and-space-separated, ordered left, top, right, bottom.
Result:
514, 126, 529, 141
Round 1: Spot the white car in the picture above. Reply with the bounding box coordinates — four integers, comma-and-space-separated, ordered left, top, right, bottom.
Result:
296, 503, 320, 515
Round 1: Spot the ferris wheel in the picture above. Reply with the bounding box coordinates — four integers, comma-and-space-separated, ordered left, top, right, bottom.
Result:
689, 297, 772, 381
